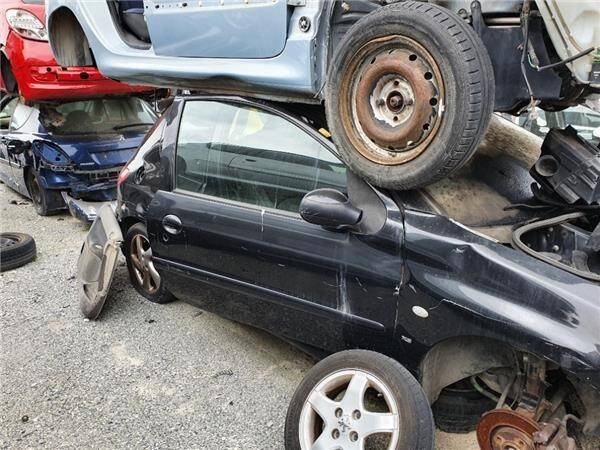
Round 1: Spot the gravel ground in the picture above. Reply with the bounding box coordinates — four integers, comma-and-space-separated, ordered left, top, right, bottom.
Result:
1, 182, 480, 449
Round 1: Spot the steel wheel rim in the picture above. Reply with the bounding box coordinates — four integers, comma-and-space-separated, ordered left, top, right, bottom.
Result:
341, 35, 445, 165
0, 234, 22, 248
129, 233, 160, 295
299, 369, 400, 450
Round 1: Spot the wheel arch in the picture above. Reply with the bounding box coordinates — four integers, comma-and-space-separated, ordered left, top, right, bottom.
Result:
325, 0, 382, 67
418, 336, 515, 405
47, 7, 94, 67
119, 215, 144, 238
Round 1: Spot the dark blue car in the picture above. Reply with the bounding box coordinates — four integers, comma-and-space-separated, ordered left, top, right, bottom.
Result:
0, 95, 156, 220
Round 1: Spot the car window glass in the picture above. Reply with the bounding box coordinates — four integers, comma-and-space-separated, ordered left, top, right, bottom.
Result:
176, 101, 346, 213
0, 98, 19, 130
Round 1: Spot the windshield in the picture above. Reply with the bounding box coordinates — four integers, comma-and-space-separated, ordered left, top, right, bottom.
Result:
37, 97, 157, 136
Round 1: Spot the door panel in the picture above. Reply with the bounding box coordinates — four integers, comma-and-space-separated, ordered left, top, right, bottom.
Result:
147, 190, 400, 352
144, 0, 288, 58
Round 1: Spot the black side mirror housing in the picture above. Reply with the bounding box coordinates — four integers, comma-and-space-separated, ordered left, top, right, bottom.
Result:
300, 189, 362, 230
6, 140, 31, 155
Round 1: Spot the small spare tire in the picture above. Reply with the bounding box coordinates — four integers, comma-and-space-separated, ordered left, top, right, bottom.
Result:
0, 232, 36, 272
326, 1, 494, 189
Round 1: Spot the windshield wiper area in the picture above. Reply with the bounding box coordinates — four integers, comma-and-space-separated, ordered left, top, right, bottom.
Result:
113, 123, 154, 130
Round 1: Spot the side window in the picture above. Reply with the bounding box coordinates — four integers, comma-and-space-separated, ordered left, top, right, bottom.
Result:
176, 101, 346, 213
0, 98, 19, 131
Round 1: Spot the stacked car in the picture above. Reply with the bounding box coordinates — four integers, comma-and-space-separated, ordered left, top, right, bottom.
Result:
0, 0, 158, 220
1, 0, 599, 449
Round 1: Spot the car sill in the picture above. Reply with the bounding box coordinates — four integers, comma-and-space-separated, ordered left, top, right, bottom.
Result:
153, 257, 386, 332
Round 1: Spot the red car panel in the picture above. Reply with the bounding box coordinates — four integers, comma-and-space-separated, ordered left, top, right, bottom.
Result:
0, 1, 152, 102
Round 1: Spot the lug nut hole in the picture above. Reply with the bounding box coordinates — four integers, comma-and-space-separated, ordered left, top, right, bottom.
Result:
350, 431, 359, 442
429, 98, 438, 106
353, 410, 361, 420
332, 429, 340, 439
335, 408, 343, 418
409, 54, 417, 61
424, 71, 433, 80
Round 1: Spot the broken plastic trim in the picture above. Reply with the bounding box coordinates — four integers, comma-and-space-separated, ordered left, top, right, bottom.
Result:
77, 204, 123, 319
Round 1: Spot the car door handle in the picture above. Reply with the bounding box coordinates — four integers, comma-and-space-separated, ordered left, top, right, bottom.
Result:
162, 214, 182, 235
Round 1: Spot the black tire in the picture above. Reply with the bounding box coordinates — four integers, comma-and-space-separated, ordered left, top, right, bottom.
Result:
326, 1, 494, 190
285, 350, 434, 450
26, 170, 64, 216
0, 232, 36, 272
124, 223, 174, 304
432, 380, 496, 433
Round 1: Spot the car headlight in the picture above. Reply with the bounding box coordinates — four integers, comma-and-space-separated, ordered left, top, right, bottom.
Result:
36, 142, 72, 166
5, 9, 48, 42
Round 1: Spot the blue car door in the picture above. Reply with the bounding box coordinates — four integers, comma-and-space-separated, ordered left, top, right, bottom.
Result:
143, 0, 289, 58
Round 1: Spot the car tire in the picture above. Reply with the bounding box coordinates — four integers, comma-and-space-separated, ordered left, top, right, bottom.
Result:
284, 350, 434, 450
124, 223, 175, 304
0, 232, 36, 272
26, 170, 64, 216
325, 1, 494, 190
432, 380, 496, 433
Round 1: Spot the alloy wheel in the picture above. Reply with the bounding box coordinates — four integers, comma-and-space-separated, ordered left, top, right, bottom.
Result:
129, 233, 161, 295
299, 369, 400, 449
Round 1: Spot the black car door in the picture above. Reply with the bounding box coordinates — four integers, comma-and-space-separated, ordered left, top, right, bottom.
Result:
147, 99, 404, 353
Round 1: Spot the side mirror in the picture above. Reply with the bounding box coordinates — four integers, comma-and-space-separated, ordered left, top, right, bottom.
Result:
300, 189, 362, 230
6, 140, 30, 155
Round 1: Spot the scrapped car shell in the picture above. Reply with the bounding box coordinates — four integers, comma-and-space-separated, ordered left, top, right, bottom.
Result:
77, 204, 123, 319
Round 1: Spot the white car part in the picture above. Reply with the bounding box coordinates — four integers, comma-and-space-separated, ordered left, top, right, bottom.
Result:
536, 0, 600, 86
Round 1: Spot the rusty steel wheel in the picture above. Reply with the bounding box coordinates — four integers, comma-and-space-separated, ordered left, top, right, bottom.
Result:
344, 36, 444, 166
477, 409, 542, 450
325, 1, 494, 190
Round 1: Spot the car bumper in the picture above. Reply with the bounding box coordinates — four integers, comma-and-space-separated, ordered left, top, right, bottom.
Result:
77, 204, 123, 319
62, 192, 116, 223
5, 31, 153, 102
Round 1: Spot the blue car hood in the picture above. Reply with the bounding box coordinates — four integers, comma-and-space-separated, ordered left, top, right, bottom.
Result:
40, 132, 147, 169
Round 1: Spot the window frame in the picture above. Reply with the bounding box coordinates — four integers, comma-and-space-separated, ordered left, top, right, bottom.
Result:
172, 97, 346, 219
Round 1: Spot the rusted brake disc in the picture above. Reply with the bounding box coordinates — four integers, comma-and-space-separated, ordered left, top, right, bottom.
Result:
477, 409, 542, 450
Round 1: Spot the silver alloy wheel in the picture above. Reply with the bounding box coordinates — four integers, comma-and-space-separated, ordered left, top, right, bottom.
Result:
130, 234, 161, 294
299, 369, 400, 450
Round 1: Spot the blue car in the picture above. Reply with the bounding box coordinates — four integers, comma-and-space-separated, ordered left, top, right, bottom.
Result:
0, 95, 156, 220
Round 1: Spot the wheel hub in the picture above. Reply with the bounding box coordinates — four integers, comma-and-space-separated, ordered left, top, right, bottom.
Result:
343, 35, 445, 165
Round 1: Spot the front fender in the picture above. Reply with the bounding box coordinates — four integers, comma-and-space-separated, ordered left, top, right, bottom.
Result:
401, 209, 600, 388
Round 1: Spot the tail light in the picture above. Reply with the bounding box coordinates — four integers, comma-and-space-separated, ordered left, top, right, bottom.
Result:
6, 9, 48, 41
117, 166, 131, 188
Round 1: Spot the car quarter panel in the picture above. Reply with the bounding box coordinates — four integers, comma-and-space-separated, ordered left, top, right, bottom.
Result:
399, 208, 600, 388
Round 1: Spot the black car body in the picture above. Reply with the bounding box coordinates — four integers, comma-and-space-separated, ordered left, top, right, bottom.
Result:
87, 95, 600, 440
